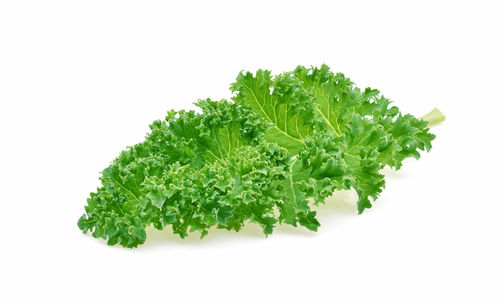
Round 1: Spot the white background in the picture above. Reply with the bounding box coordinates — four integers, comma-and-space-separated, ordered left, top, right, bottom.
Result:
1, 1, 499, 302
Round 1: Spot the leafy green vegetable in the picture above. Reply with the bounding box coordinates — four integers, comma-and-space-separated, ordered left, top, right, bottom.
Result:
78, 64, 444, 248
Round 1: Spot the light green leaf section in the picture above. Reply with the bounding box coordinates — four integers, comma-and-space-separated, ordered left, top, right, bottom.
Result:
231, 70, 317, 155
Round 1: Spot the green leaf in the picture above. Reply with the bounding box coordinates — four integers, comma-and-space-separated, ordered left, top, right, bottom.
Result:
78, 64, 439, 248
298, 211, 321, 232
146, 189, 166, 209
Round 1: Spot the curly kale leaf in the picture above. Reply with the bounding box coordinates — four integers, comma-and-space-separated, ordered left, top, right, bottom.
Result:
78, 65, 442, 248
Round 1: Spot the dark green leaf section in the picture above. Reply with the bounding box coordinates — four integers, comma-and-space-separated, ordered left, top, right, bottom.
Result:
79, 100, 290, 247
78, 65, 437, 248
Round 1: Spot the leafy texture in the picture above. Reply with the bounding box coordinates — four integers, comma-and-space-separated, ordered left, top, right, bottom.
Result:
231, 65, 436, 213
78, 65, 442, 248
